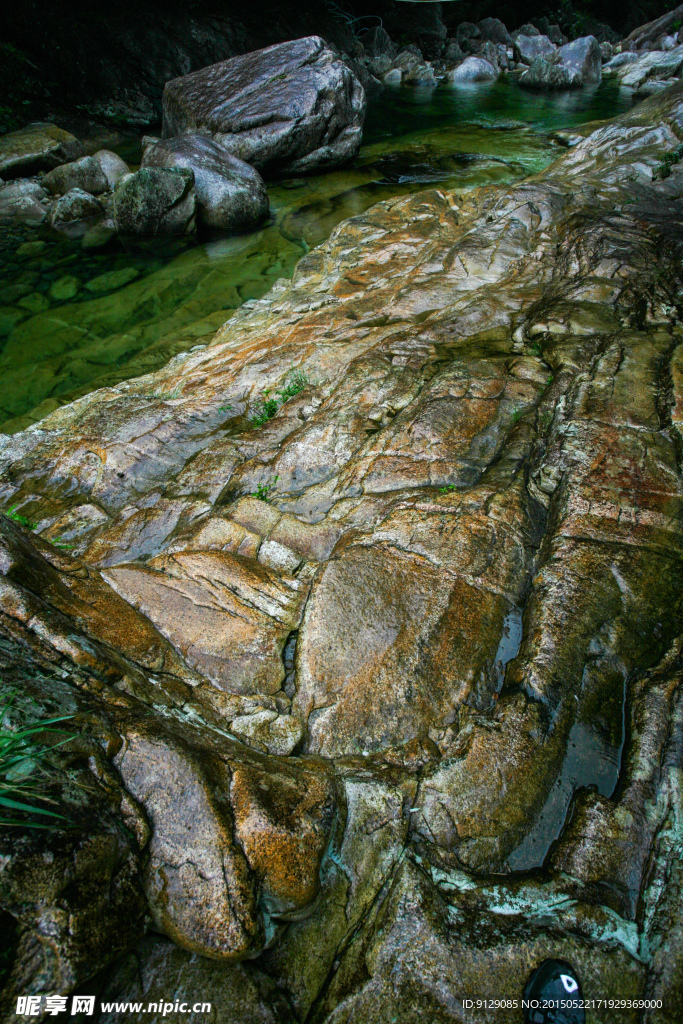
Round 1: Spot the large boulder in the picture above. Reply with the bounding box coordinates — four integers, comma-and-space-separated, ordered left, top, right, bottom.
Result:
520, 36, 602, 89
0, 122, 84, 179
359, 25, 397, 60
42, 155, 109, 196
513, 34, 556, 65
477, 17, 513, 47
141, 135, 268, 233
114, 167, 196, 235
447, 56, 499, 84
161, 36, 366, 177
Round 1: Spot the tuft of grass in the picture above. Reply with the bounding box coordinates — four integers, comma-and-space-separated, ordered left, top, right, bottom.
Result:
0, 701, 74, 829
511, 407, 524, 424
654, 144, 683, 180
4, 505, 36, 530
250, 370, 310, 429
253, 476, 279, 502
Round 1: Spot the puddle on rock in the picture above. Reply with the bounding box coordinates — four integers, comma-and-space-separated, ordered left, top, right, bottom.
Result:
0, 79, 634, 433
507, 693, 625, 873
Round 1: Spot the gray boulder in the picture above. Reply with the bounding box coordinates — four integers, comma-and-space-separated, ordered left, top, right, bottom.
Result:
42, 156, 109, 196
477, 18, 512, 47
456, 22, 481, 46
161, 36, 366, 177
114, 167, 196, 235
94, 150, 131, 190
141, 136, 268, 233
361, 26, 397, 60
0, 122, 84, 179
0, 179, 49, 225
520, 36, 602, 89
49, 188, 104, 226
513, 23, 540, 38
448, 57, 499, 84
513, 34, 556, 65
444, 39, 465, 64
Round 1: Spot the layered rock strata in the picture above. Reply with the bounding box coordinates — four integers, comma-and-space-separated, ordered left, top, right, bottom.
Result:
2, 85, 683, 1021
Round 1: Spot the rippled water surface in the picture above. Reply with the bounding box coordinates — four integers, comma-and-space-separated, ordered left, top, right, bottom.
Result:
0, 80, 634, 432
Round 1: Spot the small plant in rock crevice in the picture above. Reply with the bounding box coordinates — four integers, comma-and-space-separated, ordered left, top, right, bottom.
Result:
0, 698, 74, 829
253, 476, 280, 502
654, 144, 683, 180
3, 507, 74, 550
249, 370, 310, 428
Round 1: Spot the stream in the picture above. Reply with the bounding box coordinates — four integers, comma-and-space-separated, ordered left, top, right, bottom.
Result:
0, 78, 634, 434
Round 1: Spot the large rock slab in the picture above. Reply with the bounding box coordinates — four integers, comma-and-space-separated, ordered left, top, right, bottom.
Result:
161, 36, 366, 176
142, 135, 269, 232
0, 122, 84, 179
520, 35, 602, 88
2, 84, 683, 1016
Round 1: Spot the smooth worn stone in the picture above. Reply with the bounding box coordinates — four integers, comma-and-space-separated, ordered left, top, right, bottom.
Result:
114, 167, 196, 235
85, 267, 140, 293
520, 35, 602, 89
447, 56, 499, 83
142, 135, 269, 232
16, 239, 47, 257
513, 33, 556, 65
161, 36, 366, 176
50, 275, 81, 301
93, 149, 131, 190
49, 187, 104, 226
42, 155, 109, 196
0, 122, 84, 179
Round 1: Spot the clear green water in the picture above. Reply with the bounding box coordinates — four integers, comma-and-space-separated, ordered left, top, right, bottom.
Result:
0, 79, 634, 433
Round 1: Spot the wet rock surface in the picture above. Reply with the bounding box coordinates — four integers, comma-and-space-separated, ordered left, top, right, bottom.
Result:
141, 135, 269, 233
2, 83, 683, 1021
161, 36, 366, 177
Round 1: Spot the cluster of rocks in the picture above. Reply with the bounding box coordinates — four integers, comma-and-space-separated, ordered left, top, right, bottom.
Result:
1, 80, 683, 1022
602, 4, 683, 98
349, 16, 607, 91
0, 36, 365, 238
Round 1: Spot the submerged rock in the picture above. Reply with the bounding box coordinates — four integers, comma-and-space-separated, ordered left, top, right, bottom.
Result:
520, 35, 602, 88
142, 135, 269, 233
161, 36, 366, 176
113, 167, 196, 235
0, 122, 84, 179
0, 179, 48, 225
2, 81, 683, 1020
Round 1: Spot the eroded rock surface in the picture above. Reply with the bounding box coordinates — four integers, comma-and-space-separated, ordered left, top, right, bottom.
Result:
2, 85, 683, 1021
